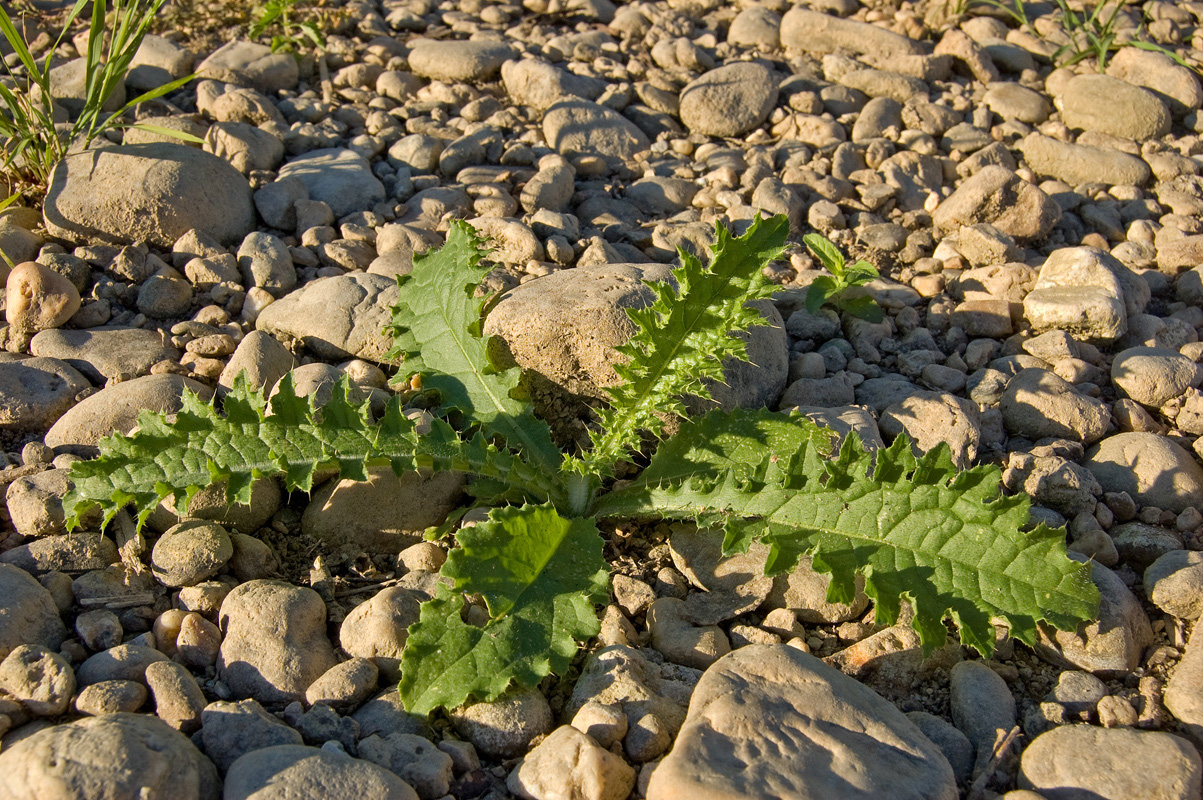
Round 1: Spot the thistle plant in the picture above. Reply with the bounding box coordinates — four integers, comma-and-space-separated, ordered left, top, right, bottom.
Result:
63, 215, 1099, 715
803, 232, 884, 323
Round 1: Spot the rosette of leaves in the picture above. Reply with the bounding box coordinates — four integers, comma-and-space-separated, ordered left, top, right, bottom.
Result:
64, 215, 1099, 715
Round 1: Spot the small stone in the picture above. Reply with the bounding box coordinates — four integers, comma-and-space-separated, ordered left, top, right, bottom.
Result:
1019, 725, 1201, 800
1111, 347, 1201, 407
0, 644, 75, 716
1145, 551, 1203, 620
449, 686, 554, 759
508, 725, 636, 800
151, 521, 234, 588
359, 732, 453, 800
304, 657, 379, 711
571, 700, 628, 749
647, 597, 731, 670
1000, 369, 1109, 444
950, 660, 1016, 766
5, 261, 81, 334
679, 63, 777, 138
75, 679, 148, 714
223, 745, 417, 800
1060, 74, 1171, 141
145, 660, 206, 733
1085, 433, 1203, 515
201, 698, 304, 773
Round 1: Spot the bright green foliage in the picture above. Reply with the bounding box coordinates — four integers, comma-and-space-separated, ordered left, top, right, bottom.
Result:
571, 215, 788, 482
398, 504, 608, 715
387, 221, 562, 474
64, 213, 1100, 715
597, 408, 1099, 655
248, 0, 327, 53
0, 0, 198, 194
63, 373, 563, 533
803, 233, 884, 323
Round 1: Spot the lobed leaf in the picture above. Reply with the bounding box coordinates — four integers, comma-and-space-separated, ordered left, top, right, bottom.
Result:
63, 372, 559, 532
573, 214, 789, 478
397, 504, 608, 715
387, 220, 562, 473
598, 407, 1100, 656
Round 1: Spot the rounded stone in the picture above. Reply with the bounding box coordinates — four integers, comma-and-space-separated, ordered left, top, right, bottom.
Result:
0, 563, 67, 660
43, 143, 254, 248
1145, 550, 1203, 620
1059, 74, 1171, 141
150, 521, 234, 588
224, 745, 418, 800
75, 679, 148, 714
1019, 725, 1200, 800
449, 685, 555, 759
0, 713, 220, 800
1111, 347, 1201, 408
339, 585, 422, 683
1000, 369, 1110, 444
0, 644, 75, 716
542, 99, 650, 167
5, 262, 82, 333
218, 579, 338, 703
407, 40, 515, 83
679, 62, 778, 137
1085, 433, 1203, 515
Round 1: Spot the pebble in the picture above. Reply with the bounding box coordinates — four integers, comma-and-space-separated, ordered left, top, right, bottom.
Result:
276, 148, 385, 219
1146, 550, 1203, 620
255, 272, 399, 361
1085, 433, 1203, 515
44, 143, 254, 248
150, 521, 234, 587
508, 725, 636, 800
196, 40, 298, 92
932, 165, 1060, 241
359, 732, 454, 800
1060, 74, 1171, 141
949, 660, 1016, 766
679, 63, 777, 138
200, 698, 304, 773
0, 564, 67, 659
217, 580, 338, 703
224, 745, 418, 800
145, 660, 206, 733
304, 657, 379, 710
543, 99, 650, 168
1019, 132, 1151, 187
75, 680, 148, 714
1111, 347, 1202, 407
1019, 725, 1201, 800
407, 40, 514, 83
646, 644, 956, 800
29, 327, 178, 383
448, 686, 554, 759
0, 713, 220, 799
647, 597, 731, 670
1106, 46, 1203, 118
0, 645, 75, 716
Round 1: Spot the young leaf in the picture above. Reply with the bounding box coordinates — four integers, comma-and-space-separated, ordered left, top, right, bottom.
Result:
598, 407, 1100, 656
387, 221, 562, 472
397, 504, 608, 715
62, 372, 560, 532
842, 259, 880, 286
804, 275, 839, 315
573, 214, 789, 478
839, 294, 885, 323
803, 232, 844, 274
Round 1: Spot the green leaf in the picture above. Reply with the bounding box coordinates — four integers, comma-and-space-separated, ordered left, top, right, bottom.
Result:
398, 504, 608, 715
803, 232, 844, 274
804, 276, 838, 315
599, 407, 1100, 656
387, 221, 562, 473
839, 294, 885, 323
63, 372, 559, 532
573, 214, 789, 479
126, 122, 204, 144
842, 259, 880, 287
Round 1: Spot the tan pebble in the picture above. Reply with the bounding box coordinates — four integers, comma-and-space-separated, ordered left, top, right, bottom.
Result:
5, 261, 81, 332
175, 612, 221, 668
153, 609, 188, 656
75, 680, 147, 715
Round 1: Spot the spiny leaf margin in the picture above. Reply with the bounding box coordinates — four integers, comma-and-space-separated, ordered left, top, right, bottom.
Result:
385, 220, 561, 472
598, 407, 1100, 656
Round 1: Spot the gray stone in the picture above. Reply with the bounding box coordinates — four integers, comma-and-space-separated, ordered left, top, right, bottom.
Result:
237, 232, 296, 298
0, 564, 67, 660
1035, 559, 1154, 676
543, 99, 650, 168
150, 521, 234, 587
276, 149, 386, 219
126, 34, 193, 92
224, 745, 418, 800
1166, 622, 1203, 745
0, 533, 117, 573
449, 686, 554, 759
44, 374, 212, 456
906, 712, 974, 784
43, 143, 254, 248
195, 40, 298, 93
932, 165, 1060, 242
1019, 133, 1151, 186
0, 644, 74, 716
0, 713, 220, 800
507, 726, 636, 800
0, 357, 90, 431
407, 40, 515, 83
304, 657, 378, 711
679, 63, 777, 138
999, 369, 1110, 444
200, 698, 304, 774
780, 7, 924, 57
218, 580, 338, 703
1109, 521, 1183, 572
75, 679, 147, 714
1060, 74, 1171, 141
1146, 550, 1203, 620
1107, 46, 1203, 118
648, 597, 731, 670
1019, 725, 1201, 800
359, 733, 453, 800
219, 330, 296, 393
5, 468, 72, 538
1111, 347, 1201, 407
949, 660, 1015, 767
339, 585, 423, 683
145, 659, 206, 732
255, 273, 399, 361
352, 688, 434, 741
1085, 433, 1203, 515
30, 327, 178, 383
501, 58, 607, 110
646, 645, 956, 800
76, 644, 169, 686
728, 6, 782, 50
880, 390, 980, 468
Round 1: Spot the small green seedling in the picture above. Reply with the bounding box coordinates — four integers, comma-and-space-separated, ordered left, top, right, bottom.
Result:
802, 232, 884, 323
248, 0, 326, 54
64, 215, 1098, 715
